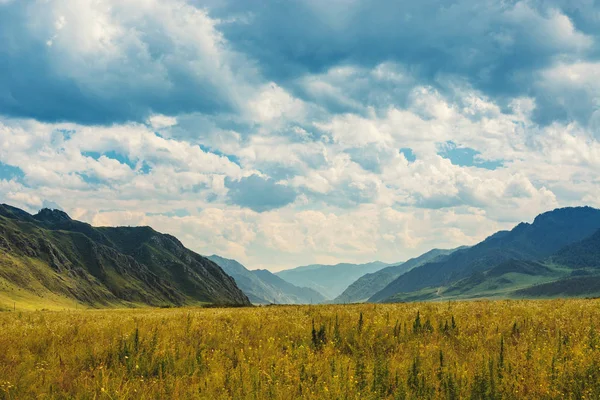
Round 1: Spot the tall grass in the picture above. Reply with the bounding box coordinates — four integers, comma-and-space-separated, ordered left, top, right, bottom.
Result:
1, 300, 599, 399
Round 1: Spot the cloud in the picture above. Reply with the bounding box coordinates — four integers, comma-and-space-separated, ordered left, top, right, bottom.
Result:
3, 0, 594, 128
536, 62, 600, 129
345, 144, 398, 173
211, 0, 597, 127
0, 0, 599, 270
215, 2, 591, 82
0, 119, 245, 202
148, 115, 178, 129
0, 0, 256, 124
41, 199, 63, 210
225, 174, 297, 212
0, 78, 596, 269
247, 83, 307, 124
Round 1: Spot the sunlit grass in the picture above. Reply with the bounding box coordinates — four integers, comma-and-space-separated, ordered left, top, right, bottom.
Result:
1, 300, 599, 399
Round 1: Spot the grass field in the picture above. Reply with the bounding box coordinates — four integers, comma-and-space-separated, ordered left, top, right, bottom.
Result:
1, 300, 600, 399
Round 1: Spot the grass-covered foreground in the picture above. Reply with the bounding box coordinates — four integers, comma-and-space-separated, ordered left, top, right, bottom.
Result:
1, 300, 600, 399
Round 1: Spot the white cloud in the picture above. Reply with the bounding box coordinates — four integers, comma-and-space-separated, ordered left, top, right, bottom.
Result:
148, 114, 178, 129
503, 4, 593, 51
247, 83, 307, 124
1, 74, 596, 269
1, 0, 260, 123
1, 0, 600, 271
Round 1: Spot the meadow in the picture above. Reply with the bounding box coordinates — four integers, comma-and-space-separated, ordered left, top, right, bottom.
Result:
1, 300, 599, 399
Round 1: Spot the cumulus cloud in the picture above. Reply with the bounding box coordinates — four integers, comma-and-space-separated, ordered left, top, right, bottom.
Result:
213, 1, 593, 103
0, 0, 599, 269
536, 62, 600, 128
225, 174, 297, 212
0, 0, 256, 124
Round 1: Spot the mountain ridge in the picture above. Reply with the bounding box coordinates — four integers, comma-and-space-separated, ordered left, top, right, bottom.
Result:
207, 255, 326, 304
276, 260, 400, 299
334, 248, 461, 304
369, 206, 600, 302
0, 204, 250, 309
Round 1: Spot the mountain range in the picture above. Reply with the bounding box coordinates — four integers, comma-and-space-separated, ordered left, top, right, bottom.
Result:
207, 255, 326, 304
275, 261, 399, 299
0, 204, 249, 310
1, 203, 600, 310
372, 206, 600, 302
333, 248, 461, 303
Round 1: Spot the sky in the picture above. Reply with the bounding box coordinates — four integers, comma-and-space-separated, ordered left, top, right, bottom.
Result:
0, 0, 599, 271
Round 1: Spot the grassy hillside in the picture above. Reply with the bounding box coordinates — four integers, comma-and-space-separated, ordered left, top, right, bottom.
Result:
381, 227, 600, 303
387, 261, 571, 303
1, 300, 600, 398
0, 204, 250, 309
515, 276, 600, 298
550, 228, 600, 269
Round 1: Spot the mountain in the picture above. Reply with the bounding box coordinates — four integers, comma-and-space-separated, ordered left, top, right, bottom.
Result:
333, 248, 460, 303
276, 261, 398, 299
207, 255, 327, 304
0, 204, 250, 310
513, 228, 600, 299
252, 270, 327, 303
371, 206, 600, 303
416, 231, 600, 302
550, 228, 600, 269
514, 276, 600, 298
424, 259, 559, 302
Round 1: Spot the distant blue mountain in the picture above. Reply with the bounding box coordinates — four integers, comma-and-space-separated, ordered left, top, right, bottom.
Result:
334, 248, 462, 303
276, 261, 399, 299
207, 255, 326, 304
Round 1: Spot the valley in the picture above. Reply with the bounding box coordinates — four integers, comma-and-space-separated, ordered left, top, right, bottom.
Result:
2, 204, 600, 311
1, 300, 599, 399
1, 204, 600, 400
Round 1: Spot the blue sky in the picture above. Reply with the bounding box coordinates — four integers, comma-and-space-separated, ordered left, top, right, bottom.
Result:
0, 0, 599, 270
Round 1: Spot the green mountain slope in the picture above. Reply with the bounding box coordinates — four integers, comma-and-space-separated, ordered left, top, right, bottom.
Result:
513, 228, 600, 298
0, 204, 250, 310
276, 261, 398, 299
207, 255, 326, 304
370, 207, 600, 302
440, 260, 562, 299
515, 276, 600, 298
382, 226, 600, 303
333, 248, 459, 303
550, 229, 600, 269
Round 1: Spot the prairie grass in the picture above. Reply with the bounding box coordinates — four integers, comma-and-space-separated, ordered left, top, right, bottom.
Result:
1, 299, 599, 399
